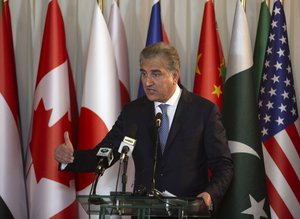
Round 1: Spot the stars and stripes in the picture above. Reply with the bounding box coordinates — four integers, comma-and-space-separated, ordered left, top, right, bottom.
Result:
258, 5, 298, 141
258, 1, 300, 218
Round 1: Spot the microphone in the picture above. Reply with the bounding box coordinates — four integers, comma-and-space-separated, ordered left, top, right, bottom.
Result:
151, 113, 162, 193
116, 124, 138, 193
118, 124, 138, 161
95, 147, 114, 175
91, 146, 114, 196
155, 112, 162, 128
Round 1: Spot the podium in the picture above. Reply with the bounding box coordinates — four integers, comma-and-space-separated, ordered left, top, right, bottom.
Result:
77, 194, 211, 219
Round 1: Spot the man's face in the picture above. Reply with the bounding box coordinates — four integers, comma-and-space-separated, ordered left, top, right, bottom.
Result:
140, 57, 179, 102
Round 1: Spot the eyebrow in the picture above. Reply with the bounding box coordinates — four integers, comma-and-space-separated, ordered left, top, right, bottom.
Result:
140, 68, 162, 72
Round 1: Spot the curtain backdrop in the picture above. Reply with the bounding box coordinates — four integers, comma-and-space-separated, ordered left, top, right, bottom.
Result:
8, 0, 300, 152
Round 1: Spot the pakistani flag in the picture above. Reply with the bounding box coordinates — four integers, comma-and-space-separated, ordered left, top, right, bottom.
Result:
217, 1, 270, 218
253, 0, 271, 100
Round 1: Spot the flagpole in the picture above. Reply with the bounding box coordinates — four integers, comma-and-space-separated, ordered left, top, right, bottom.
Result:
241, 0, 247, 11
98, 0, 103, 12
265, 0, 270, 8
116, 0, 120, 7
280, 0, 284, 5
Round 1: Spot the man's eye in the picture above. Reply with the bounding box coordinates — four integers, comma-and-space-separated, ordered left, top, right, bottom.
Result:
152, 72, 161, 77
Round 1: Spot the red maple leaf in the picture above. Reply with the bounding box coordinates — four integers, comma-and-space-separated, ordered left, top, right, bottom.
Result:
30, 99, 75, 186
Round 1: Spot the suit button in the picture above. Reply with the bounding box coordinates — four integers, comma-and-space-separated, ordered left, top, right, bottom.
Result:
160, 173, 164, 177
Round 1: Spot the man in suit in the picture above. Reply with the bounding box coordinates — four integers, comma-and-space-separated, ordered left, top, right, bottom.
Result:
55, 42, 233, 212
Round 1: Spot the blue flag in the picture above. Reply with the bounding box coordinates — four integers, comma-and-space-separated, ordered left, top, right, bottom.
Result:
137, 0, 163, 98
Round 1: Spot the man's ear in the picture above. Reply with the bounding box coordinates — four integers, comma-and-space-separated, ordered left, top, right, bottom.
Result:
173, 70, 180, 84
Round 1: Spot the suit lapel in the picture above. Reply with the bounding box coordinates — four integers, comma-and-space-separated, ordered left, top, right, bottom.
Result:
141, 97, 157, 150
164, 88, 192, 154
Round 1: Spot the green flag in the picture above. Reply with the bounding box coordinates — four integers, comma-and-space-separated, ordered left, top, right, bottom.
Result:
253, 1, 270, 100
217, 1, 270, 218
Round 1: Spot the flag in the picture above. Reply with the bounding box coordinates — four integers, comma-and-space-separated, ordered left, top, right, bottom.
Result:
253, 0, 271, 100
219, 1, 270, 218
108, 0, 130, 107
193, 0, 224, 111
25, 0, 78, 218
137, 0, 168, 97
107, 0, 135, 196
0, 1, 28, 218
258, 1, 300, 218
216, 28, 226, 85
76, 1, 121, 218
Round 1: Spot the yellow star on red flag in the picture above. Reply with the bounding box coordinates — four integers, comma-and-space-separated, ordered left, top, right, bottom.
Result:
212, 84, 222, 98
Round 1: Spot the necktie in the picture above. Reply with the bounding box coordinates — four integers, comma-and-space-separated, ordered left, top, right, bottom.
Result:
159, 104, 169, 153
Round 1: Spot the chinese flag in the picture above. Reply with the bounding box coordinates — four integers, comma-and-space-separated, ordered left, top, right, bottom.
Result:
193, 0, 224, 111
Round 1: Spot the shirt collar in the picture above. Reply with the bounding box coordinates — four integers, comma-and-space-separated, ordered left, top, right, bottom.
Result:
154, 84, 181, 108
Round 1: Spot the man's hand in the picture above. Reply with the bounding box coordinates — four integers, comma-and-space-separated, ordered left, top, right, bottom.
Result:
54, 131, 74, 164
197, 192, 213, 210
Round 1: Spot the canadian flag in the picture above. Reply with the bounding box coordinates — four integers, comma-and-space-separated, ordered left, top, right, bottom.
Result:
25, 0, 78, 218
76, 1, 122, 218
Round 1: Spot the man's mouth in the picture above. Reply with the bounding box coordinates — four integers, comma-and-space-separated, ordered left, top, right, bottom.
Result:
146, 89, 156, 94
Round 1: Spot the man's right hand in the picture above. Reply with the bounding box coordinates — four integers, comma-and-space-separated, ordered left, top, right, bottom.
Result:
54, 131, 74, 164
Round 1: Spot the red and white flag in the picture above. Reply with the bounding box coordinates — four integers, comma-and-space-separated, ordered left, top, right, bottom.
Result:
76, 1, 121, 218
108, 0, 130, 107
0, 1, 28, 218
25, 0, 78, 218
107, 0, 135, 196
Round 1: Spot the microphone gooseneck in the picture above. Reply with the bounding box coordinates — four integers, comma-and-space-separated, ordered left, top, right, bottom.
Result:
117, 124, 138, 193
151, 113, 162, 192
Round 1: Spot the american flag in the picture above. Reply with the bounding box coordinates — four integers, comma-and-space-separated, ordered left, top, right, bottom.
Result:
258, 1, 300, 219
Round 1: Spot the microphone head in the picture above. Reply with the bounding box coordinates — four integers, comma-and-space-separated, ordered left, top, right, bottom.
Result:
95, 147, 114, 175
155, 112, 162, 128
96, 147, 114, 166
118, 124, 138, 158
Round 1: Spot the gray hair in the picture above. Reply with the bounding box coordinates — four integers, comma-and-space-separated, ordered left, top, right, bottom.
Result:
140, 42, 181, 72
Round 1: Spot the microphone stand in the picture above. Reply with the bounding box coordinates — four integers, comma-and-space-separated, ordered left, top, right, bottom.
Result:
121, 155, 129, 192
150, 113, 164, 198
89, 168, 104, 206
151, 124, 160, 194
91, 165, 105, 195
92, 174, 101, 195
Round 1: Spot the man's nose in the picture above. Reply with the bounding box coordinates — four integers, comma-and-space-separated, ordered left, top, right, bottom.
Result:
143, 76, 154, 86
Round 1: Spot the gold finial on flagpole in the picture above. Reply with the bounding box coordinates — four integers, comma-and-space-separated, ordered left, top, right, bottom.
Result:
98, 0, 103, 12
241, 0, 247, 11
265, 0, 270, 8
280, 0, 284, 5
116, 0, 120, 7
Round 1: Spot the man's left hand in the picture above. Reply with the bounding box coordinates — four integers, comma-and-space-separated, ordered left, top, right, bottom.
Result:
197, 192, 213, 210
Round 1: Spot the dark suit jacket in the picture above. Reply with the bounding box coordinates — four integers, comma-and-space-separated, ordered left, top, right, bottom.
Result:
66, 87, 233, 208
